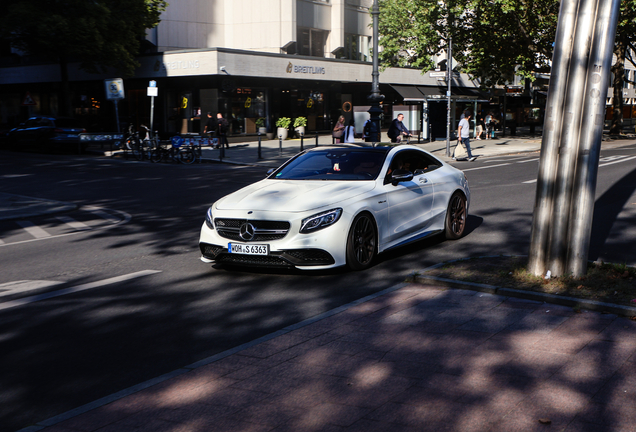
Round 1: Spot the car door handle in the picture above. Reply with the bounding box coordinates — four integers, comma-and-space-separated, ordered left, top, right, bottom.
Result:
419, 177, 428, 184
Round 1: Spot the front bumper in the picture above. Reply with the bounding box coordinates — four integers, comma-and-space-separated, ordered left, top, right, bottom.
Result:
200, 242, 335, 268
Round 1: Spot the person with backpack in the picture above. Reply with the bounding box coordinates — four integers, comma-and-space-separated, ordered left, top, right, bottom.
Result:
216, 113, 229, 149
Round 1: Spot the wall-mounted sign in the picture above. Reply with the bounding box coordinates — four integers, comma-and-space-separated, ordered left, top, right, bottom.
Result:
286, 62, 326, 75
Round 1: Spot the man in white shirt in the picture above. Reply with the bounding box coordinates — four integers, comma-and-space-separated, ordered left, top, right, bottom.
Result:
457, 111, 477, 161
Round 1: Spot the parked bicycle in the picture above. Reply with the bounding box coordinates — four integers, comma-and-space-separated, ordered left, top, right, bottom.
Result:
150, 135, 183, 163
132, 125, 159, 161
120, 124, 140, 153
177, 136, 204, 164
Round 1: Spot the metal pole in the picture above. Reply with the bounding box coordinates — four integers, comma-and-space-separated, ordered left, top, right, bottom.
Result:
446, 32, 452, 157
315, 131, 319, 147
567, 0, 621, 276
257, 132, 262, 160
150, 95, 155, 136
528, 0, 580, 277
279, 135, 282, 156
367, 0, 384, 146
114, 100, 121, 134
546, 0, 598, 277
300, 133, 304, 152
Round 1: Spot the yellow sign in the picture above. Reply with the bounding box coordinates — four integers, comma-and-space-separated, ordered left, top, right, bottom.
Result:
182, 97, 188, 109
245, 97, 252, 108
307, 98, 314, 108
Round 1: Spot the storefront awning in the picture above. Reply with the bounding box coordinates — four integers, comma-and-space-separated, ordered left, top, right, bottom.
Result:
391, 84, 489, 102
390, 85, 427, 101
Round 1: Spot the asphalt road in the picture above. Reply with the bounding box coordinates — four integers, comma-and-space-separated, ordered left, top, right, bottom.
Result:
1, 146, 636, 431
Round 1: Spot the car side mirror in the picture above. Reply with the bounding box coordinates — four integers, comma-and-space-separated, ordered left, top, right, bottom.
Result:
391, 169, 413, 186
266, 168, 275, 176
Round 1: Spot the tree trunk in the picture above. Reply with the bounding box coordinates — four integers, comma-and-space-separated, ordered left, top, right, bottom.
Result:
610, 38, 626, 135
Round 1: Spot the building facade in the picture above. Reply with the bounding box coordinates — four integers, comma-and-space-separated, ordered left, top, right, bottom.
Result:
0, 0, 495, 139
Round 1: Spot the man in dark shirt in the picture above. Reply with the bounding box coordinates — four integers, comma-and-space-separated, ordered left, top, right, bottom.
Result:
387, 113, 412, 143
216, 113, 229, 149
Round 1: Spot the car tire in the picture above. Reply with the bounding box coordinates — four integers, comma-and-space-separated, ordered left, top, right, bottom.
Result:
444, 192, 467, 240
346, 212, 377, 270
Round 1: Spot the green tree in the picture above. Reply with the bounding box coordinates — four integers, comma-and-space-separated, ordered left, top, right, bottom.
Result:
377, 0, 559, 88
0, 0, 167, 116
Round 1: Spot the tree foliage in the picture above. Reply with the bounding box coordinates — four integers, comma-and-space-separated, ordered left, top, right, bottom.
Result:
0, 0, 167, 77
377, 0, 559, 87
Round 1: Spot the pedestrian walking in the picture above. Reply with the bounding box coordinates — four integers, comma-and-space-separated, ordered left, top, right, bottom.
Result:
333, 116, 345, 143
216, 113, 229, 149
343, 119, 356, 143
456, 111, 477, 161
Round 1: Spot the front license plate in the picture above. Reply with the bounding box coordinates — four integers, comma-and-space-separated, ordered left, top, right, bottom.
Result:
228, 243, 269, 255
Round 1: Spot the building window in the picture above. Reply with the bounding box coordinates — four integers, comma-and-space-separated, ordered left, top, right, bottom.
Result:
343, 34, 371, 61
298, 28, 328, 57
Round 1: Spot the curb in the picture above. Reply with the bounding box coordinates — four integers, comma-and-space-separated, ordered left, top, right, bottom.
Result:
416, 275, 636, 318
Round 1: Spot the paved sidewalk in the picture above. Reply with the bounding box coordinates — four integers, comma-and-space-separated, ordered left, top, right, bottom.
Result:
28, 283, 636, 432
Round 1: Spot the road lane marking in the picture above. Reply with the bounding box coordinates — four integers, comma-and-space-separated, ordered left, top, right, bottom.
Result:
599, 155, 636, 167
84, 206, 123, 224
516, 158, 540, 163
0, 270, 161, 311
0, 280, 65, 298
0, 207, 131, 248
16, 220, 51, 238
56, 215, 91, 231
462, 163, 511, 172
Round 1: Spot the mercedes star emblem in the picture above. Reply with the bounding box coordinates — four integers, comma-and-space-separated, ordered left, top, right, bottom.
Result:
239, 223, 256, 241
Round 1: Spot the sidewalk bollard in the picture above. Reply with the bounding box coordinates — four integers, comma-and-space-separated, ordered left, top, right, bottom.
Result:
220, 144, 225, 161
300, 132, 304, 152
279, 135, 282, 156
316, 131, 319, 147
257, 132, 262, 160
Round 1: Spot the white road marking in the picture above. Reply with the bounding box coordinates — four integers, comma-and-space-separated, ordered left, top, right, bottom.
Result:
0, 207, 131, 248
56, 215, 91, 231
16, 220, 51, 238
0, 280, 64, 298
522, 155, 636, 184
84, 207, 121, 224
516, 158, 540, 163
0, 270, 161, 311
462, 163, 511, 172
599, 155, 636, 167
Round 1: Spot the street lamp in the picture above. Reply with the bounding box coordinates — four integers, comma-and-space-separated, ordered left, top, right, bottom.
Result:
367, 0, 384, 146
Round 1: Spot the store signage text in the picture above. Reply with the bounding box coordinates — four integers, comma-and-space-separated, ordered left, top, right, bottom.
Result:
161, 59, 201, 71
286, 62, 326, 75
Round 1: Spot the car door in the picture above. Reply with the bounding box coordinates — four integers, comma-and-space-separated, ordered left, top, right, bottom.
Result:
381, 150, 435, 246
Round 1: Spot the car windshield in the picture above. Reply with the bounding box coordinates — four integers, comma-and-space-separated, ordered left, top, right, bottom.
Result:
271, 148, 389, 181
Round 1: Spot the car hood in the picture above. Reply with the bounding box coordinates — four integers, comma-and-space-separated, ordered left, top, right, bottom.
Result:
215, 180, 375, 212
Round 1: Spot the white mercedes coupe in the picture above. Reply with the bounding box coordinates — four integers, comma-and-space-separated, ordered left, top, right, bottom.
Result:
200, 145, 470, 270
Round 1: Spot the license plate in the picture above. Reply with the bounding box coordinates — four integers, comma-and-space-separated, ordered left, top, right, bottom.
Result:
228, 243, 269, 255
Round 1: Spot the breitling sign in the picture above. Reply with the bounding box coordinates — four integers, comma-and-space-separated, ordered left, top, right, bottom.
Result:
286, 62, 326, 75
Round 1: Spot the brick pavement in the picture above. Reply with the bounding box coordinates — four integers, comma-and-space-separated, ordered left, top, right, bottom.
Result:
34, 284, 636, 432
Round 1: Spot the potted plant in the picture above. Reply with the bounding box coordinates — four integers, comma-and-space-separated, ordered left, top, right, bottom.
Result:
293, 116, 307, 136
276, 117, 291, 140
255, 117, 266, 135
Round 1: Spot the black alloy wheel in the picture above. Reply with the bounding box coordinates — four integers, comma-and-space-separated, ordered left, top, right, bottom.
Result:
346, 212, 377, 270
444, 192, 467, 240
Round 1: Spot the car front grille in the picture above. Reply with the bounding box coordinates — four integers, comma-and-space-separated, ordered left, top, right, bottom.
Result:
214, 218, 290, 242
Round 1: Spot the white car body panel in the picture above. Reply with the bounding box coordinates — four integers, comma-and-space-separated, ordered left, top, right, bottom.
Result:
199, 145, 470, 270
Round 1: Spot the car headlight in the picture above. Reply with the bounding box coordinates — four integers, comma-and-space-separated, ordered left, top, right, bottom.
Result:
205, 206, 214, 229
300, 208, 342, 234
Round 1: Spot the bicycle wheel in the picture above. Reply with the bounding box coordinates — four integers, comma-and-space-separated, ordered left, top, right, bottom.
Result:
179, 147, 195, 164
150, 148, 163, 163
132, 141, 144, 161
